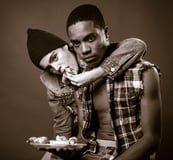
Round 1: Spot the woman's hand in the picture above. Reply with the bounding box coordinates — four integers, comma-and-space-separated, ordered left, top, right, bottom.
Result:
66, 67, 106, 87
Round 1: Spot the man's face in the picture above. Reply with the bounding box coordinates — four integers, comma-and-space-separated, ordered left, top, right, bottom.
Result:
39, 45, 78, 75
67, 21, 109, 69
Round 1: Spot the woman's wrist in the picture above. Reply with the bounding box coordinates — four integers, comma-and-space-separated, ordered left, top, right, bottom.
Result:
92, 67, 107, 80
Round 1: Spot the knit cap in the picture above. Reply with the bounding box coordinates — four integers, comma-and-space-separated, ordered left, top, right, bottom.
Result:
27, 28, 67, 69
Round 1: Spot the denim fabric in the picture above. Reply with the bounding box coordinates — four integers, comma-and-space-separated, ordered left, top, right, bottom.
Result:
40, 71, 77, 138
101, 38, 146, 80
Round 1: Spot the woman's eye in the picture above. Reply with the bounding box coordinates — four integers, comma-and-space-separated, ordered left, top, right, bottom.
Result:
46, 66, 53, 72
50, 52, 58, 62
53, 54, 58, 61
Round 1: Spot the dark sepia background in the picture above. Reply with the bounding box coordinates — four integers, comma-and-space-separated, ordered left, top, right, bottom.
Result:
1, 0, 172, 159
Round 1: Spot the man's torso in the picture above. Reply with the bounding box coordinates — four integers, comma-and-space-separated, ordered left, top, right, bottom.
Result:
92, 78, 115, 140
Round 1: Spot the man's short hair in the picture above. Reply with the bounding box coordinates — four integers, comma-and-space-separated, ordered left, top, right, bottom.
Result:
66, 4, 105, 31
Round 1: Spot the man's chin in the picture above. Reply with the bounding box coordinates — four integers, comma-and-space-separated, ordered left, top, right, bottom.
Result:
85, 61, 99, 69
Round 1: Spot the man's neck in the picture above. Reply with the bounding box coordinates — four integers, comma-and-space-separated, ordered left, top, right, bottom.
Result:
103, 43, 118, 59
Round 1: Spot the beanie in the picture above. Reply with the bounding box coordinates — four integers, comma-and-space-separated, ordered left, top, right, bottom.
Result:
27, 28, 67, 69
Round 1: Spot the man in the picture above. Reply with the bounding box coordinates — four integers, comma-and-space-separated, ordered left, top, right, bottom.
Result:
27, 28, 147, 160
66, 4, 162, 160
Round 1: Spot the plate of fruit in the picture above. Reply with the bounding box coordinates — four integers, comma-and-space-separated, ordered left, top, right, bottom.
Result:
26, 135, 86, 149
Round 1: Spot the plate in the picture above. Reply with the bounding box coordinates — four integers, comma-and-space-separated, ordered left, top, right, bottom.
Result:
29, 140, 87, 149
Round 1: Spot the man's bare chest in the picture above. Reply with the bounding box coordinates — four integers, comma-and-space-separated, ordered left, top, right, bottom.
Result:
92, 79, 114, 140
92, 78, 110, 113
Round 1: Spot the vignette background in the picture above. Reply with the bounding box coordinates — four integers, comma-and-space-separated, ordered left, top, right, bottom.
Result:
1, 0, 172, 159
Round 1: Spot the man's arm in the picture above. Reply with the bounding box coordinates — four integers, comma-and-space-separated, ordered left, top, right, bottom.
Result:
67, 38, 147, 86
115, 67, 162, 160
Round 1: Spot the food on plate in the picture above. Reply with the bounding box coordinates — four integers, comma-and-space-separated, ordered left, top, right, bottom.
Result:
26, 135, 86, 150
26, 135, 78, 145
27, 136, 49, 144
68, 137, 78, 145
55, 135, 68, 142
55, 135, 78, 144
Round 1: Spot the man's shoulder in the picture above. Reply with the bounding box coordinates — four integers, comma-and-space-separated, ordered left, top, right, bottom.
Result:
129, 60, 154, 69
127, 60, 160, 77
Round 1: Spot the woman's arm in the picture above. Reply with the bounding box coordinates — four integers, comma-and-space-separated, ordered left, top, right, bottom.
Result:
40, 71, 76, 139
101, 38, 147, 79
47, 89, 74, 139
67, 38, 147, 86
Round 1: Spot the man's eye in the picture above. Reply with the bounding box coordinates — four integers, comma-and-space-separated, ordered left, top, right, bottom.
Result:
87, 34, 97, 42
73, 42, 80, 48
88, 36, 95, 42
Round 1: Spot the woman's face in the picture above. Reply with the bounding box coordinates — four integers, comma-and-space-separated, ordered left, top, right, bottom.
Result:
39, 45, 78, 75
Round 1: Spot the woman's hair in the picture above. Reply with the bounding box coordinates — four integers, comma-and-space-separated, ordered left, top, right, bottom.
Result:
27, 28, 67, 69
